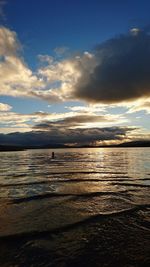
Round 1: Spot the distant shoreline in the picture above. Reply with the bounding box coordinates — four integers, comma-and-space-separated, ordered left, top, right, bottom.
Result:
0, 141, 150, 152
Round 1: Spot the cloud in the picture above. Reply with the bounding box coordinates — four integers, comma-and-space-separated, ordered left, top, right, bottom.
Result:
0, 126, 135, 146
0, 27, 81, 102
0, 26, 20, 56
0, 102, 12, 111
1, 26, 150, 108
34, 113, 127, 130
0, 106, 127, 134
37, 51, 97, 102
0, 27, 44, 98
0, 104, 144, 146
0, 110, 58, 131
127, 98, 150, 114
38, 54, 53, 65
74, 29, 150, 103
37, 29, 150, 106
65, 104, 106, 113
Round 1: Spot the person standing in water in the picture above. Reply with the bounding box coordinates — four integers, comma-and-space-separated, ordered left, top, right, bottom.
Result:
52, 152, 55, 159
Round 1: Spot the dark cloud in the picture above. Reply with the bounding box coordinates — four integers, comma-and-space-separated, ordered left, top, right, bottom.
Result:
0, 114, 128, 147
60, 114, 116, 124
34, 114, 118, 129
74, 29, 150, 103
0, 126, 135, 147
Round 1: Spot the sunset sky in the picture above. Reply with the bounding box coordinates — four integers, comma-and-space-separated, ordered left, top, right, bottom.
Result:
0, 0, 150, 146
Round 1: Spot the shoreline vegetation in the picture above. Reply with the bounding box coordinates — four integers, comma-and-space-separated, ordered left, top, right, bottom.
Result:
0, 140, 150, 152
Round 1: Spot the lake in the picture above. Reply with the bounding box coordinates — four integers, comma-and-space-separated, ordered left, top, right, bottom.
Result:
0, 148, 150, 267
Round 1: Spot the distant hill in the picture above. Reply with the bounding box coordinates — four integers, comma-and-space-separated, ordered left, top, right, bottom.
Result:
0, 140, 150, 151
0, 145, 26, 152
117, 140, 150, 147
0, 143, 68, 151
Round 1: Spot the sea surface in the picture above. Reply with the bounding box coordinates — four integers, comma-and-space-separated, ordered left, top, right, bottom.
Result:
0, 147, 150, 267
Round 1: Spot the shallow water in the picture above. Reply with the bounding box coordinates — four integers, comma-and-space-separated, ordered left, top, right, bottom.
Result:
0, 148, 150, 266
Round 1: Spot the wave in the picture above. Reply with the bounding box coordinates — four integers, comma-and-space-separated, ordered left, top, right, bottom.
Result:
22, 171, 129, 175
0, 204, 149, 241
111, 182, 150, 188
10, 190, 131, 204
0, 177, 149, 188
0, 181, 49, 187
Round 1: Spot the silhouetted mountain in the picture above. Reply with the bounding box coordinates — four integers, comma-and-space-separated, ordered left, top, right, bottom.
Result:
117, 140, 150, 147
0, 140, 150, 151
0, 143, 68, 151
0, 145, 25, 151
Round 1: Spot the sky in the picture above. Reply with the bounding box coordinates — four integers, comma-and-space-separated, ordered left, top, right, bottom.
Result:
0, 0, 150, 146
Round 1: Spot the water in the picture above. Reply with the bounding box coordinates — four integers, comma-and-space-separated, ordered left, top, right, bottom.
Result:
0, 148, 150, 267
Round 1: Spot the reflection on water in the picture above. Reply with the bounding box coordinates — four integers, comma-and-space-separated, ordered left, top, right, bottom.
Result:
0, 148, 150, 267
